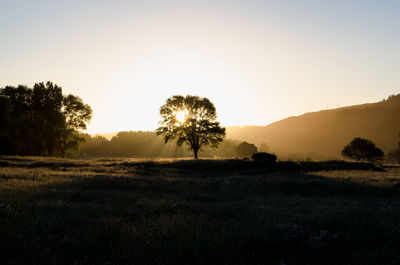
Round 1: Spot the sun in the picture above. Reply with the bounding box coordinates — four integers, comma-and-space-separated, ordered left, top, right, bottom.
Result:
175, 110, 187, 123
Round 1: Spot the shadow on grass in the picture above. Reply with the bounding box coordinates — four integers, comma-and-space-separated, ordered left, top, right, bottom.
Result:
0, 155, 384, 172
1, 159, 399, 265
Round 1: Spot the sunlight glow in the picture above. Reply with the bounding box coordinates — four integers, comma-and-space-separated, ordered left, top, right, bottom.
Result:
175, 110, 187, 123
1, 1, 399, 134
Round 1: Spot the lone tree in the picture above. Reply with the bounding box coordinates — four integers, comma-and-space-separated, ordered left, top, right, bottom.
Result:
156, 95, 226, 159
341, 137, 384, 162
236, 141, 258, 157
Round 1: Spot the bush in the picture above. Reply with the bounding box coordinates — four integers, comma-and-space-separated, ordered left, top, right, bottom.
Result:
236, 142, 258, 158
341, 137, 384, 162
252, 152, 277, 163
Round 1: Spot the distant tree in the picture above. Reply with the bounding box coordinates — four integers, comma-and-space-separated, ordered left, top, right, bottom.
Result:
258, 142, 269, 153
213, 139, 240, 157
107, 131, 166, 157
156, 95, 226, 159
79, 134, 109, 156
236, 141, 258, 158
341, 137, 384, 162
79, 132, 240, 158
387, 130, 400, 163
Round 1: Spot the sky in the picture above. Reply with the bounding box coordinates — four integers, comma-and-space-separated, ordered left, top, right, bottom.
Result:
1, 0, 399, 134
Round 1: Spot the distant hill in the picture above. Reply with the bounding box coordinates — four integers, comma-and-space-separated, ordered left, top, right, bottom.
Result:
227, 94, 400, 159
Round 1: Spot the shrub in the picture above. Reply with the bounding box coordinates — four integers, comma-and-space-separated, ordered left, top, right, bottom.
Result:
236, 142, 258, 158
341, 137, 384, 162
252, 152, 277, 163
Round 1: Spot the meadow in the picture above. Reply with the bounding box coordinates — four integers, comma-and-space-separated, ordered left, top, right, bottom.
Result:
0, 156, 399, 265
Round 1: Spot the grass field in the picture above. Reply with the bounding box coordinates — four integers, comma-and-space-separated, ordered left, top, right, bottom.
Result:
0, 156, 399, 265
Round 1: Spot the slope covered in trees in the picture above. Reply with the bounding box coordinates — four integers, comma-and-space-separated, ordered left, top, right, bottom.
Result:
80, 131, 240, 158
227, 94, 400, 159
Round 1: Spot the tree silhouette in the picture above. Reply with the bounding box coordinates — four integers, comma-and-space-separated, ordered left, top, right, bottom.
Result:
60, 94, 92, 157
32, 82, 65, 155
0, 85, 37, 155
0, 82, 92, 157
156, 95, 226, 159
341, 137, 384, 162
236, 141, 258, 157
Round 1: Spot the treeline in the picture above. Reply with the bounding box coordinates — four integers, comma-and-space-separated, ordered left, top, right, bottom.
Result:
80, 131, 242, 158
0, 82, 92, 157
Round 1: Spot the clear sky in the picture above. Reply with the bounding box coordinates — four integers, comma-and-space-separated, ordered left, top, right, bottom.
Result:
1, 0, 399, 134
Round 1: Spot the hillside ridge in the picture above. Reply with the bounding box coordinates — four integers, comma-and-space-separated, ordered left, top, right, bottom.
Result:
226, 94, 400, 159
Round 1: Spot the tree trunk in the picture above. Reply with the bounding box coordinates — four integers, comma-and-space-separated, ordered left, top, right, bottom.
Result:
194, 149, 198, 159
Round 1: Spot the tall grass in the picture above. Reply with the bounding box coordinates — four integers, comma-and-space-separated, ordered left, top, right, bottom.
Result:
0, 156, 398, 265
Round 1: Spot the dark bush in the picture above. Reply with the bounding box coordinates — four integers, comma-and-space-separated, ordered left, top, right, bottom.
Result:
252, 152, 277, 163
341, 137, 384, 162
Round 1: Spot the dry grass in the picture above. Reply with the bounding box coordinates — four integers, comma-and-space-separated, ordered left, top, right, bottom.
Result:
0, 156, 399, 265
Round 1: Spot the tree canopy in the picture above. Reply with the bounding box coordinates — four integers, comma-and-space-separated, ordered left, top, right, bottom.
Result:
156, 95, 226, 159
0, 82, 92, 157
341, 137, 384, 162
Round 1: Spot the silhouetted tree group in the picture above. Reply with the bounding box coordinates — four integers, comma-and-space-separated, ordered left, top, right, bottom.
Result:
0, 82, 92, 157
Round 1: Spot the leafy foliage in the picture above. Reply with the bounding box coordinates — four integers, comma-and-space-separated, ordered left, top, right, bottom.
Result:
258, 142, 269, 152
341, 137, 384, 162
0, 82, 92, 157
236, 141, 258, 157
60, 94, 92, 157
156, 95, 226, 159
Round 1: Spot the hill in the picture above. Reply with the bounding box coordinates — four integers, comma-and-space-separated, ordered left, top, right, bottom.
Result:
227, 94, 400, 159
